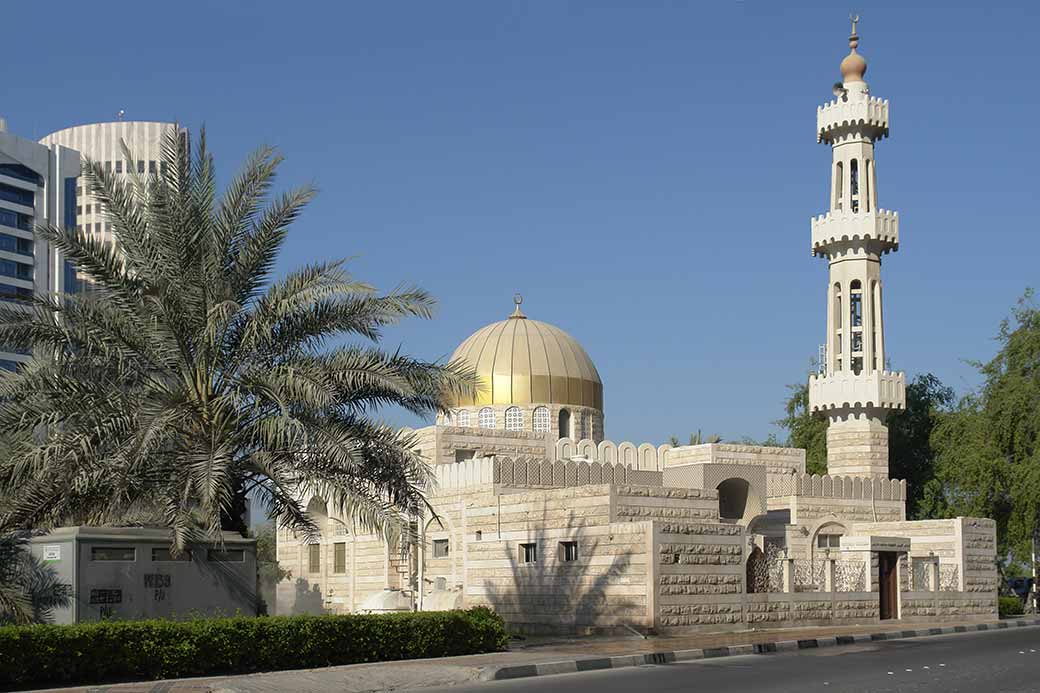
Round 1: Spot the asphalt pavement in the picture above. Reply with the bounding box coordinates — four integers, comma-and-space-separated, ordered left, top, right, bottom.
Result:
430, 626, 1040, 693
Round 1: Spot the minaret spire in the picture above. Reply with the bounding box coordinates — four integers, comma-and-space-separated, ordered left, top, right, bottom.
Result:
808, 20, 906, 478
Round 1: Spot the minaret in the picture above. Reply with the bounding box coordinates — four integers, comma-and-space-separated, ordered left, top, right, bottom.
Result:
808, 18, 906, 479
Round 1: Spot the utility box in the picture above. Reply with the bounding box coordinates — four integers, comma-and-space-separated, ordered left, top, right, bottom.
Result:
29, 527, 258, 623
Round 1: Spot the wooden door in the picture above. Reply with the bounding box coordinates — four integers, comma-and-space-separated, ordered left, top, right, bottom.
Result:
878, 551, 899, 620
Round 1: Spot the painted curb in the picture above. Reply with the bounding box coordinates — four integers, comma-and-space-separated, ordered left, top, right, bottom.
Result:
482, 618, 1040, 682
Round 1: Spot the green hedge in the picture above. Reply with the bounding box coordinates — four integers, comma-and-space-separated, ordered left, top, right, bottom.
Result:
0, 607, 508, 690
999, 595, 1025, 618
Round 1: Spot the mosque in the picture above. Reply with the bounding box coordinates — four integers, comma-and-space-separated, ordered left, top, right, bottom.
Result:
276, 23, 998, 632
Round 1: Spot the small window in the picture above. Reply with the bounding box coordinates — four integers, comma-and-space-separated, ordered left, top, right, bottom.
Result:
559, 541, 578, 562
151, 547, 191, 561
137, 160, 145, 174
105, 161, 112, 172
435, 576, 447, 591
505, 406, 523, 431
478, 407, 495, 429
333, 542, 346, 573
91, 546, 135, 561
455, 449, 476, 463
76, 206, 82, 215
519, 543, 537, 564
456, 410, 471, 427
433, 539, 450, 558
115, 161, 123, 174
85, 204, 91, 214
307, 544, 320, 573
817, 534, 842, 549
475, 530, 482, 542
208, 549, 245, 562
149, 160, 157, 173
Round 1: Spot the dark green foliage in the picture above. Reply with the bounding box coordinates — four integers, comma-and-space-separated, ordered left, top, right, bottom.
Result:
888, 374, 955, 519
776, 382, 828, 475
930, 290, 1040, 562
999, 595, 1024, 618
0, 607, 507, 689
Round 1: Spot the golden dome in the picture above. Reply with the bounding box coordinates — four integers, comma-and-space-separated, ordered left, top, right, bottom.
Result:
448, 297, 603, 410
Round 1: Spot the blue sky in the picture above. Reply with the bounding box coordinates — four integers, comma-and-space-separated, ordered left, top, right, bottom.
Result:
4, 1, 1037, 444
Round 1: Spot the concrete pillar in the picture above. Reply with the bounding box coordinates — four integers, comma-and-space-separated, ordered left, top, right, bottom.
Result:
824, 557, 836, 592
929, 559, 940, 593
783, 558, 795, 593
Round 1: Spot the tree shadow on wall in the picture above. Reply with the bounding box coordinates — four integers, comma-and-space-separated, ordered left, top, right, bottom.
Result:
290, 578, 325, 615
480, 504, 639, 636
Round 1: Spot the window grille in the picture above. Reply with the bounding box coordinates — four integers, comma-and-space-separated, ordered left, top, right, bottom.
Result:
505, 406, 523, 431
478, 407, 495, 429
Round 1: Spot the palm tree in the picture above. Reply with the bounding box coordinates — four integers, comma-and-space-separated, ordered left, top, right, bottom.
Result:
0, 130, 474, 549
0, 533, 70, 624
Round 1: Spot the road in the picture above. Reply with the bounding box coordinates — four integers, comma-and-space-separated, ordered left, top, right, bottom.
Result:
432, 626, 1040, 693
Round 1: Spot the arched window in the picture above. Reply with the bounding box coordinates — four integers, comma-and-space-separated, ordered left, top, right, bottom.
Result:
850, 158, 860, 213
834, 161, 844, 211
456, 409, 471, 428
505, 406, 523, 431
478, 407, 495, 429
533, 406, 550, 433
557, 409, 571, 440
815, 523, 846, 551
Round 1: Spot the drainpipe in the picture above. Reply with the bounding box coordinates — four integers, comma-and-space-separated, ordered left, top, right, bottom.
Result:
417, 519, 425, 612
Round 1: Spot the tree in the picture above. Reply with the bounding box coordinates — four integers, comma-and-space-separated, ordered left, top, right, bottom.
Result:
0, 131, 474, 550
888, 373, 955, 519
776, 383, 828, 475
0, 534, 70, 624
931, 290, 1039, 562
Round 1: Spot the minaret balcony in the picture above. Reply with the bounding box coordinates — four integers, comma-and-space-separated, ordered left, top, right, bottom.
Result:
817, 95, 889, 143
811, 209, 899, 256
808, 369, 906, 413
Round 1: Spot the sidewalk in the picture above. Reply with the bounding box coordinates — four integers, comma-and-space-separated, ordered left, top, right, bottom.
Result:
36, 618, 1040, 693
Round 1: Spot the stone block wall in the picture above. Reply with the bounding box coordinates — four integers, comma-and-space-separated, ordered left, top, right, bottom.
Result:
461, 486, 652, 634
653, 521, 745, 629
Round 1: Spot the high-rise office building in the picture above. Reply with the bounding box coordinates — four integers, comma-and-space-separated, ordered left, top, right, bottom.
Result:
0, 118, 80, 372
40, 120, 182, 249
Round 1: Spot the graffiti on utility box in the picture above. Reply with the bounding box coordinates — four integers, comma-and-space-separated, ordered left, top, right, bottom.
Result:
144, 573, 171, 601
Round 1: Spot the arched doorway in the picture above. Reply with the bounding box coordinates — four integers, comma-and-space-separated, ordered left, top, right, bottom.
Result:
717, 478, 750, 520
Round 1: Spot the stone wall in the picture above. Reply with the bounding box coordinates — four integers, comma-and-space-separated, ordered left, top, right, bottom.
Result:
664, 443, 806, 477
653, 521, 745, 629
461, 486, 652, 634
275, 527, 388, 616
412, 425, 554, 467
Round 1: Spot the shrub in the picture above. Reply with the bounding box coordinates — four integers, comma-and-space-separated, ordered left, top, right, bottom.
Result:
999, 595, 1024, 618
0, 607, 507, 690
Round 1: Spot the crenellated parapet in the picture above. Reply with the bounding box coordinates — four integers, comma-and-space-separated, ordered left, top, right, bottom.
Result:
555, 437, 671, 471
769, 472, 905, 501
817, 95, 889, 143
808, 370, 906, 413
811, 209, 899, 256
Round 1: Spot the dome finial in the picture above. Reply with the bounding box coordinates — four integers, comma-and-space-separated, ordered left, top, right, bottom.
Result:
840, 13, 867, 83
509, 293, 526, 319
